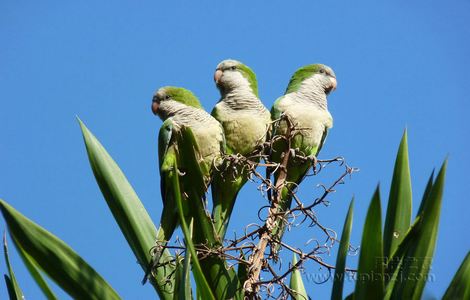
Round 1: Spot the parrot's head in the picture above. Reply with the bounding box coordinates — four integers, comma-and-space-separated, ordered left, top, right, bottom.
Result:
214, 59, 259, 97
151, 86, 202, 119
285, 64, 337, 95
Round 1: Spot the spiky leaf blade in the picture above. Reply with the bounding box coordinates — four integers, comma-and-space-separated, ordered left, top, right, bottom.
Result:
289, 254, 308, 300
387, 160, 447, 299
176, 220, 193, 300
443, 251, 470, 300
78, 118, 174, 298
0, 200, 120, 300
3, 233, 24, 300
331, 199, 354, 300
383, 258, 402, 300
175, 127, 216, 245
236, 251, 248, 300
13, 238, 58, 300
180, 243, 193, 300
355, 187, 384, 299
176, 126, 239, 299
170, 161, 215, 300
383, 130, 412, 259
417, 170, 434, 216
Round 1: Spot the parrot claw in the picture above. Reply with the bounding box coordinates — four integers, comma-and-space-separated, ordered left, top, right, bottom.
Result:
307, 155, 317, 164
307, 155, 318, 173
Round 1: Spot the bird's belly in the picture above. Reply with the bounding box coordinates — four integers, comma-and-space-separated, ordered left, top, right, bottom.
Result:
278, 109, 326, 154
191, 126, 224, 169
224, 114, 270, 155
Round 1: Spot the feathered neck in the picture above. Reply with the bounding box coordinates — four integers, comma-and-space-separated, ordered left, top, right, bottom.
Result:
158, 100, 210, 124
290, 75, 328, 110
220, 85, 266, 112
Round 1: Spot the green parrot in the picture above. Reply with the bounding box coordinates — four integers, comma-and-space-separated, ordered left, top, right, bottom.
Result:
270, 64, 337, 247
211, 59, 271, 239
143, 86, 225, 284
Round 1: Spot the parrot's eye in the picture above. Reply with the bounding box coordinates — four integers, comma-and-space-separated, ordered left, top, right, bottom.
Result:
230, 66, 237, 71
319, 69, 325, 74
165, 95, 171, 100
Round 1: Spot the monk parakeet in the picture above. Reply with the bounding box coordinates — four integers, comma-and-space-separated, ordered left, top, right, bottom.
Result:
211, 59, 271, 239
143, 86, 224, 284
270, 64, 337, 246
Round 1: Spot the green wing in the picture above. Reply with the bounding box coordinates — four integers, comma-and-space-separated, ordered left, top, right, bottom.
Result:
158, 119, 174, 170
145, 119, 179, 282
270, 97, 283, 121
218, 122, 227, 156
268, 97, 287, 164
156, 119, 178, 241
316, 128, 328, 156
158, 119, 178, 206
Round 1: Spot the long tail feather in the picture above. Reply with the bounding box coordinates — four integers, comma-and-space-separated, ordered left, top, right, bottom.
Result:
211, 173, 247, 240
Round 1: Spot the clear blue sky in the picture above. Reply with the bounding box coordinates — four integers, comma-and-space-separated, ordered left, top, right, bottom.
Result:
1, 1, 469, 298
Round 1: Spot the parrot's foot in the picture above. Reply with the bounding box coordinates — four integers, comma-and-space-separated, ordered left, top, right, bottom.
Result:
282, 148, 299, 160
306, 154, 318, 173
166, 165, 187, 176
218, 153, 254, 180
250, 141, 269, 156
306, 154, 318, 165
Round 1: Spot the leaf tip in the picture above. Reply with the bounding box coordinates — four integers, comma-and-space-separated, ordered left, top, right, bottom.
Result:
76, 116, 87, 131
75, 115, 84, 126
374, 183, 381, 196
348, 198, 355, 215
442, 157, 449, 169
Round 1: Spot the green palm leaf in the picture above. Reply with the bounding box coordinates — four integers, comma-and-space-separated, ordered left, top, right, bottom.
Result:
289, 254, 308, 300
3, 233, 24, 300
386, 160, 447, 299
170, 160, 215, 300
12, 238, 57, 300
443, 251, 470, 300
78, 118, 175, 298
0, 199, 120, 300
176, 126, 239, 299
173, 221, 193, 300
331, 199, 354, 300
179, 241, 193, 300
236, 252, 248, 300
355, 187, 384, 299
383, 130, 412, 259
175, 127, 217, 246
417, 170, 434, 216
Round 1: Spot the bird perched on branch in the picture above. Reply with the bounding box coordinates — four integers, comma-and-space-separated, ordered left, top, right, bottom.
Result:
143, 86, 224, 284
211, 59, 271, 239
269, 64, 337, 248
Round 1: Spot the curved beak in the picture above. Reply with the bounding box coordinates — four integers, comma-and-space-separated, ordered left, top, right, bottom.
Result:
214, 69, 223, 84
324, 76, 337, 95
330, 76, 337, 91
151, 101, 159, 115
